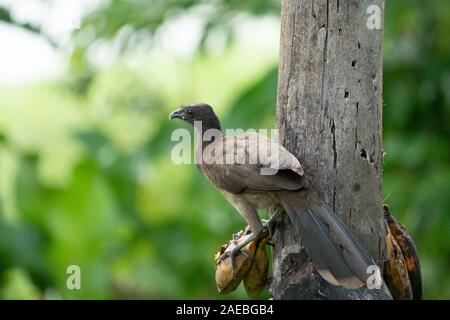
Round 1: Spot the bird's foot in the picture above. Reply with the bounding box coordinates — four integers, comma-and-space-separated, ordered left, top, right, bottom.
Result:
215, 232, 258, 276
262, 207, 284, 241
261, 219, 275, 241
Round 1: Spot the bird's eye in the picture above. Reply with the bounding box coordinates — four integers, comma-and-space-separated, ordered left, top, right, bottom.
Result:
187, 110, 193, 116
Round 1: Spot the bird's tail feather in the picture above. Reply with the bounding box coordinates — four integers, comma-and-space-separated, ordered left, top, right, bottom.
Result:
277, 191, 376, 289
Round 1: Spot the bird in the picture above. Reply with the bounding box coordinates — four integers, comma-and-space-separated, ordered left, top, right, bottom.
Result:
169, 103, 377, 288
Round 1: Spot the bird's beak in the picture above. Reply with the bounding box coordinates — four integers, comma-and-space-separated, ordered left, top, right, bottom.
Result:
169, 108, 185, 120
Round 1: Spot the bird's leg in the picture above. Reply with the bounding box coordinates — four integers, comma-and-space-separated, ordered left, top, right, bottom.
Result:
215, 199, 265, 275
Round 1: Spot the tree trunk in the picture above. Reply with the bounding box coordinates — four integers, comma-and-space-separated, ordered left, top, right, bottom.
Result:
271, 0, 389, 299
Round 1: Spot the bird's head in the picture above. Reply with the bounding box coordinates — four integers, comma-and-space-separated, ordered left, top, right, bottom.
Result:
169, 103, 221, 131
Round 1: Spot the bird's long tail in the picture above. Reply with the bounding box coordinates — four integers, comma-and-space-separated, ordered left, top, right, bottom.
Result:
277, 190, 376, 289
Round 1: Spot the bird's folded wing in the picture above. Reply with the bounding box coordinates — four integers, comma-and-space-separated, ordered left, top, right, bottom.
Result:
201, 133, 305, 193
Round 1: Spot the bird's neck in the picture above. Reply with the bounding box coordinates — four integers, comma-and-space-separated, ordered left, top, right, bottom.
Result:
194, 122, 223, 162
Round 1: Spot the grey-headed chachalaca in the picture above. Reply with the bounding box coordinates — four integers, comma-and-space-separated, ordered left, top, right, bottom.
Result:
170, 103, 376, 288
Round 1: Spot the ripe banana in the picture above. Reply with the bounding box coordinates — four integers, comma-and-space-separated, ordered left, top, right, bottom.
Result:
243, 233, 270, 299
384, 222, 413, 299
383, 205, 422, 300
215, 227, 259, 294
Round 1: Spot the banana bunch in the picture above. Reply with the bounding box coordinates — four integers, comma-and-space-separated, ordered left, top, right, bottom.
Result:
383, 205, 422, 300
214, 227, 269, 298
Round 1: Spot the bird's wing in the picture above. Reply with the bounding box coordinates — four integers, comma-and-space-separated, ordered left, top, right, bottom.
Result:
201, 132, 305, 193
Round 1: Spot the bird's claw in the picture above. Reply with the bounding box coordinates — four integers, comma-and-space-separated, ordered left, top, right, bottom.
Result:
215, 219, 277, 277
216, 245, 249, 276
262, 219, 275, 241
263, 207, 284, 240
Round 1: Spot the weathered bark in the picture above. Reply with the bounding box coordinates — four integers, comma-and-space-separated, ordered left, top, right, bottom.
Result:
271, 0, 389, 299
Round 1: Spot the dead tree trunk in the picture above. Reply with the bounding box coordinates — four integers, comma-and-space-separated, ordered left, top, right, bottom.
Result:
271, 0, 389, 299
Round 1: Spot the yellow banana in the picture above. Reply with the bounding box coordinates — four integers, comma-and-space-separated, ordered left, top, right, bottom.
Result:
215, 227, 259, 294
243, 233, 270, 299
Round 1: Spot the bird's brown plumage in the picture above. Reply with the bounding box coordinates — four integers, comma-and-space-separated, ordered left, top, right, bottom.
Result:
170, 103, 377, 288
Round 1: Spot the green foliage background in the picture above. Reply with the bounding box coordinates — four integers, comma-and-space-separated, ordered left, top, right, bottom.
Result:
0, 0, 449, 299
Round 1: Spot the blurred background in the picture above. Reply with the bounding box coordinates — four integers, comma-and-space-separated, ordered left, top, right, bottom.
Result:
0, 0, 448, 299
